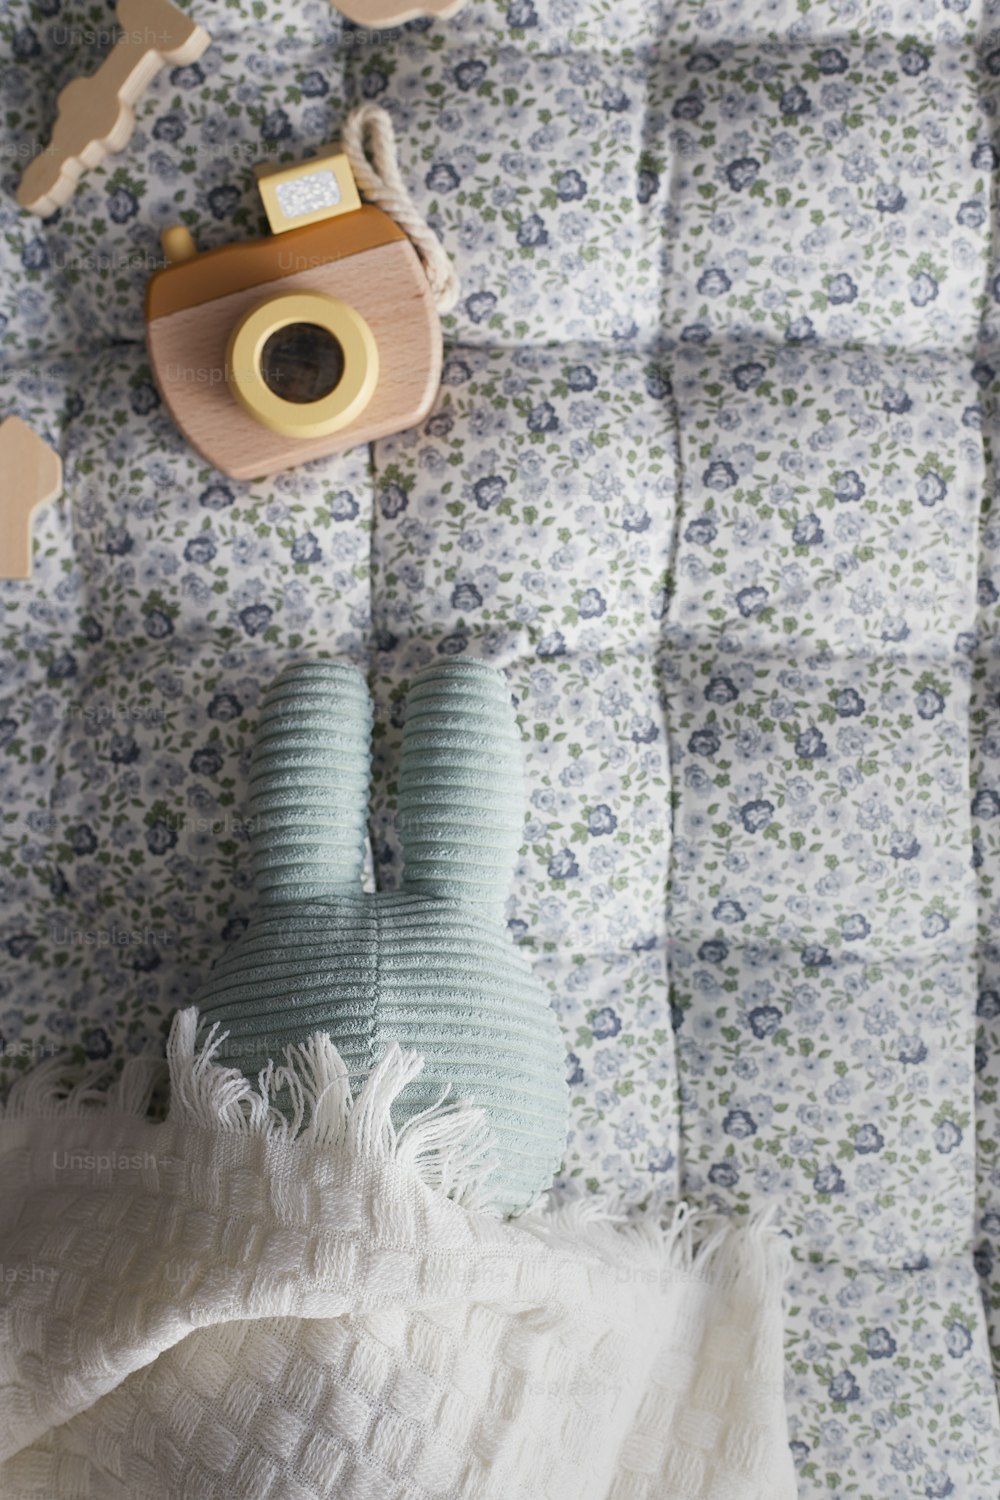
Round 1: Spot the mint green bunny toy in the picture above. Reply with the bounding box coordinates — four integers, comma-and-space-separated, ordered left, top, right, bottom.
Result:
193, 657, 569, 1216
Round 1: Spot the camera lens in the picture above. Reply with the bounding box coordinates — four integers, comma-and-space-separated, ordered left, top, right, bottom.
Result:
259, 322, 345, 404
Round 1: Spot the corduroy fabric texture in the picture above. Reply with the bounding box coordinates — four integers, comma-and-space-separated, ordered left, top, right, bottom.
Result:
193, 658, 567, 1217
249, 660, 374, 904
0, 1009, 796, 1500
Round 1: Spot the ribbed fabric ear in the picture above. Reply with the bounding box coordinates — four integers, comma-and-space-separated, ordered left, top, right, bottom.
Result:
248, 660, 373, 904
397, 659, 525, 912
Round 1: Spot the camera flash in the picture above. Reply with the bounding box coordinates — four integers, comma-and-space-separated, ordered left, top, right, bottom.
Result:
255, 148, 363, 235
276, 171, 341, 220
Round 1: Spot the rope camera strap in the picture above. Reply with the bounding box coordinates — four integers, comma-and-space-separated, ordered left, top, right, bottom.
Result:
341, 102, 461, 315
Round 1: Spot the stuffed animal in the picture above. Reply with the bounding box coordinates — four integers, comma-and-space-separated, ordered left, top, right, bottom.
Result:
194, 657, 569, 1216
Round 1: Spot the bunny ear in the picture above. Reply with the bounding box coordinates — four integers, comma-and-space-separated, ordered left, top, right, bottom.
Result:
397, 659, 525, 913
248, 660, 373, 904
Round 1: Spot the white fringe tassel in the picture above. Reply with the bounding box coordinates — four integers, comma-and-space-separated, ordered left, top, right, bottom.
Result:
0, 1050, 166, 1120
0, 1006, 792, 1287
0, 1007, 500, 1212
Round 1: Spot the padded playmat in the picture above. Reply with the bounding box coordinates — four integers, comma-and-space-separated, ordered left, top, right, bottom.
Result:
3, 0, 1000, 1491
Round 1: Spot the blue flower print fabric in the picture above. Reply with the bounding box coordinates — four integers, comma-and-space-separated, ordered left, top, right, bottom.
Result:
2, 0, 1000, 1492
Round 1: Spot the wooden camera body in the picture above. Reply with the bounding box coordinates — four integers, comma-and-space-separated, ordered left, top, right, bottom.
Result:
145, 150, 442, 481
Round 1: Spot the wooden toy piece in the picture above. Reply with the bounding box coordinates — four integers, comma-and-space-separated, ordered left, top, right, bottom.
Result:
0, 417, 62, 580
145, 208, 442, 481
17, 0, 211, 219
332, 0, 467, 24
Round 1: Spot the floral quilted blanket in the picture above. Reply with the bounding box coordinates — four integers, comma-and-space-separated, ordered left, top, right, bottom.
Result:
2, 0, 1000, 1492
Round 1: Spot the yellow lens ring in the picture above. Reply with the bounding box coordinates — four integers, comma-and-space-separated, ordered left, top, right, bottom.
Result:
226, 291, 379, 438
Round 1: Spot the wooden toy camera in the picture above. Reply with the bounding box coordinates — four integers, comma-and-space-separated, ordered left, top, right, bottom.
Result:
145, 148, 442, 480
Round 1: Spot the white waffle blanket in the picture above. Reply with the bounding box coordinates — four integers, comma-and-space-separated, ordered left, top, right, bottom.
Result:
0, 1009, 795, 1500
